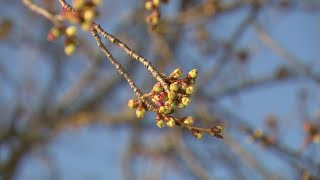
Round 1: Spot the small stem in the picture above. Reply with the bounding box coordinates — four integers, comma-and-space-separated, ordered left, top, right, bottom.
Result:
91, 29, 157, 112
22, 0, 62, 26
93, 23, 170, 93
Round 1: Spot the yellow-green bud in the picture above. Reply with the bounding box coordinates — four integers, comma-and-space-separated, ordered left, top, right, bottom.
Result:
64, 43, 76, 56
185, 86, 194, 95
136, 107, 146, 119
166, 117, 175, 127
181, 82, 187, 91
128, 99, 137, 109
81, 21, 92, 31
156, 119, 166, 128
65, 26, 77, 37
145, 1, 153, 10
151, 14, 159, 25
164, 105, 172, 114
170, 68, 183, 79
158, 106, 166, 114
165, 100, 175, 109
215, 125, 224, 132
73, 0, 85, 10
153, 0, 160, 6
169, 82, 179, 92
47, 27, 61, 41
178, 103, 186, 108
183, 116, 194, 125
196, 132, 203, 139
153, 83, 163, 93
192, 130, 203, 139
188, 69, 198, 79
181, 96, 191, 106
83, 9, 95, 22
168, 91, 176, 100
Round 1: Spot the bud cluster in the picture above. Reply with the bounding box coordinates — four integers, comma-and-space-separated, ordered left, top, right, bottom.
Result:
47, 25, 78, 56
128, 68, 202, 131
62, 0, 101, 31
47, 0, 102, 56
144, 0, 169, 29
127, 68, 223, 139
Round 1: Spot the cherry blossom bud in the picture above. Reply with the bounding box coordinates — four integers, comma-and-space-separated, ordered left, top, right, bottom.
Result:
127, 99, 137, 109
152, 82, 163, 93
169, 82, 179, 92
185, 86, 194, 95
47, 27, 61, 41
83, 9, 96, 22
181, 96, 191, 106
145, 1, 153, 10
136, 106, 146, 119
183, 116, 195, 125
153, 0, 160, 6
73, 0, 85, 10
192, 130, 203, 139
166, 116, 175, 127
170, 68, 183, 79
168, 91, 176, 100
156, 119, 166, 128
188, 69, 198, 79
64, 43, 76, 56
65, 26, 77, 37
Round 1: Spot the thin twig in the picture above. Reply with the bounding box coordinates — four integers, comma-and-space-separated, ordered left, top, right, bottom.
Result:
93, 23, 170, 93
22, 0, 62, 26
91, 28, 157, 112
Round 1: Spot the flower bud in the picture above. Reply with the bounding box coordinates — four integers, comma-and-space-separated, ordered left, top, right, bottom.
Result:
152, 82, 163, 93
188, 69, 198, 79
145, 1, 153, 10
156, 119, 166, 128
81, 21, 92, 31
65, 26, 77, 37
73, 0, 85, 10
47, 27, 61, 41
181, 96, 191, 106
150, 13, 159, 25
165, 100, 175, 109
127, 99, 137, 109
192, 130, 203, 139
215, 125, 224, 133
168, 91, 176, 100
185, 86, 194, 95
183, 116, 195, 125
164, 105, 172, 114
166, 116, 175, 127
64, 43, 76, 56
170, 68, 183, 79
136, 106, 146, 119
153, 0, 160, 6
169, 82, 179, 92
153, 94, 160, 101
177, 102, 186, 109
83, 9, 96, 22
158, 106, 166, 114
181, 82, 187, 91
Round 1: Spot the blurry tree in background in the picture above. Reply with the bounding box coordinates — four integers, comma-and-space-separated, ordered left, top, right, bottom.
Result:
0, 0, 319, 179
